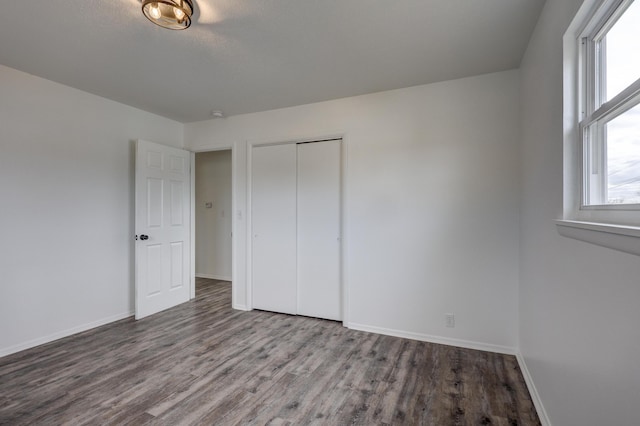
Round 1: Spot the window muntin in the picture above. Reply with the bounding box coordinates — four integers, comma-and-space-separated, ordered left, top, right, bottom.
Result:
581, 0, 640, 207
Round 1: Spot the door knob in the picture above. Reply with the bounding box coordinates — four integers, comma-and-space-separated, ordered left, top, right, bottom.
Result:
139, 234, 149, 241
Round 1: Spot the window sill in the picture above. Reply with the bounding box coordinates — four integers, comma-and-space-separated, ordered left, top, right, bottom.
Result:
555, 220, 640, 256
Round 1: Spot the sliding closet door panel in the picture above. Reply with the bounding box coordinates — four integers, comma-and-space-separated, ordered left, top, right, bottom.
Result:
297, 140, 341, 321
251, 144, 297, 315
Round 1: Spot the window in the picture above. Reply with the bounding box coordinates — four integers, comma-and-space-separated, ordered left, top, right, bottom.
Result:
558, 0, 640, 255
580, 0, 640, 207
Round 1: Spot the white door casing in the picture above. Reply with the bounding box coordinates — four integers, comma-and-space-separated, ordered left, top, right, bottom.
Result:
297, 140, 342, 320
135, 140, 191, 320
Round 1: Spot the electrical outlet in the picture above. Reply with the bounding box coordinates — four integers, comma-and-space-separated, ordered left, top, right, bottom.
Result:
445, 313, 455, 328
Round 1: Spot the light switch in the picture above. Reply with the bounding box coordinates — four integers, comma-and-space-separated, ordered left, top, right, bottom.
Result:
205, 202, 213, 208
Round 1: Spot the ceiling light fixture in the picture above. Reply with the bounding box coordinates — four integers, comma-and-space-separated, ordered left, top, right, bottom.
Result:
142, 0, 193, 30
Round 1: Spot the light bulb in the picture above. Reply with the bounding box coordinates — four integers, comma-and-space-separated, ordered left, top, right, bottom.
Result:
174, 7, 185, 20
149, 4, 161, 20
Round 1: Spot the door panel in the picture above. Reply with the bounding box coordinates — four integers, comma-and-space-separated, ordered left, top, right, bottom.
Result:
146, 244, 163, 296
147, 178, 163, 227
251, 144, 297, 315
170, 180, 184, 225
297, 141, 342, 321
135, 140, 191, 319
170, 241, 184, 288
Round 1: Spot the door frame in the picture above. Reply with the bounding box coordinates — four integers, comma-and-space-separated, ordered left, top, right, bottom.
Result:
190, 146, 235, 303
246, 133, 350, 326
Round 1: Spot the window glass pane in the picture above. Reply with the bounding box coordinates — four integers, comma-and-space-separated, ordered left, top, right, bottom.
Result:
605, 0, 640, 101
606, 102, 640, 204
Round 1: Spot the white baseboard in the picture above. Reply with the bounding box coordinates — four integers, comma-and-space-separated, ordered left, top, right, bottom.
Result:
348, 322, 517, 355
0, 311, 133, 359
196, 273, 232, 281
233, 304, 249, 311
516, 353, 551, 426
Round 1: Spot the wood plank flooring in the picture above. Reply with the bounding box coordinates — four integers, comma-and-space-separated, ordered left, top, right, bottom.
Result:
0, 278, 540, 425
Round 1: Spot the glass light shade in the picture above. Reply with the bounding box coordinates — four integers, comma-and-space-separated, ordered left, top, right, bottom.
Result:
149, 5, 161, 19
142, 0, 193, 30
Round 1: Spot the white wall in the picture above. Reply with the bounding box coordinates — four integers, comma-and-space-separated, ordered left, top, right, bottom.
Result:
0, 65, 183, 356
185, 70, 521, 352
195, 150, 232, 281
519, 1, 640, 425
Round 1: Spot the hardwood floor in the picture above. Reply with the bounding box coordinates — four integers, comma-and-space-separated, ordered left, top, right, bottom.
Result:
0, 278, 540, 425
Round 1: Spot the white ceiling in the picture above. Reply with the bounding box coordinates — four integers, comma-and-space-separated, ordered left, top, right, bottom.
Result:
0, 0, 545, 123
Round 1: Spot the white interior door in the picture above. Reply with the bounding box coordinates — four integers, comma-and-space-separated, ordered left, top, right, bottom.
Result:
297, 140, 342, 320
251, 144, 298, 314
135, 140, 191, 320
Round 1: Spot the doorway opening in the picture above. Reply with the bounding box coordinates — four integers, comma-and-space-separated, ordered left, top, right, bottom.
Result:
194, 149, 232, 300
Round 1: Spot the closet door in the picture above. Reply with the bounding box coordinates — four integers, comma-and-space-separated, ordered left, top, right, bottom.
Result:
297, 140, 342, 321
251, 144, 297, 314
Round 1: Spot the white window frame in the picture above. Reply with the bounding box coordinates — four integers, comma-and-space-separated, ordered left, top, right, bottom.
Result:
579, 0, 640, 209
559, 0, 640, 256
